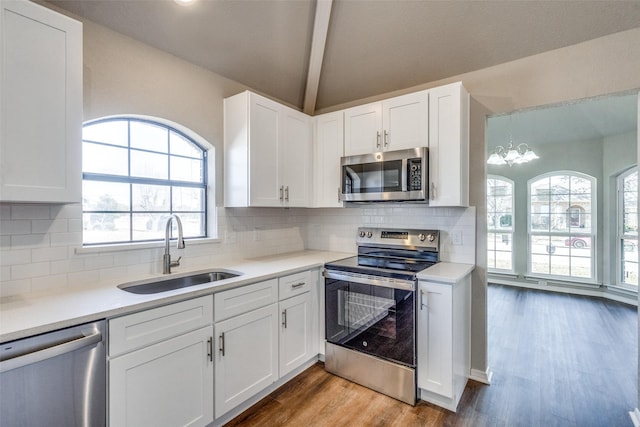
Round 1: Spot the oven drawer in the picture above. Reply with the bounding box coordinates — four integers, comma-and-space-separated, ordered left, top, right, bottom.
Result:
279, 270, 311, 300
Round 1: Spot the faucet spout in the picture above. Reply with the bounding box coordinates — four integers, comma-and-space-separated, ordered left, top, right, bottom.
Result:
163, 214, 185, 274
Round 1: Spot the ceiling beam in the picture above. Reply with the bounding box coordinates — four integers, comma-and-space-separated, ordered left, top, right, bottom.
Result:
303, 0, 333, 115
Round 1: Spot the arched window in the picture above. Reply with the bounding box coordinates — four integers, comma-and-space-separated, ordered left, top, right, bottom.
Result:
618, 167, 638, 287
528, 171, 595, 280
82, 117, 207, 245
487, 175, 514, 272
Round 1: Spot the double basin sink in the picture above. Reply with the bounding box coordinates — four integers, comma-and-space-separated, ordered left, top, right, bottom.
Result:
118, 270, 241, 294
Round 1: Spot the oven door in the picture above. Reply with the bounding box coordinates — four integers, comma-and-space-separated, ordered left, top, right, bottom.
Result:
324, 270, 416, 367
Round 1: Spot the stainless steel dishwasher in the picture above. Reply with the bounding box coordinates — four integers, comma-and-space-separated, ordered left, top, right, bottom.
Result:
0, 320, 106, 427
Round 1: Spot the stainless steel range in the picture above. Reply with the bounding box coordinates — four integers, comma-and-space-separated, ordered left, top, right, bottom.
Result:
323, 227, 440, 405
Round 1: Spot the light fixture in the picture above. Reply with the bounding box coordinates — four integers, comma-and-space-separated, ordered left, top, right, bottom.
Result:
174, 0, 196, 5
487, 115, 539, 167
487, 143, 539, 167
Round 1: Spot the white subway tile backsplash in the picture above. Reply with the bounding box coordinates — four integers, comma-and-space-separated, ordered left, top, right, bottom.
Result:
1, 201, 476, 296
11, 262, 50, 280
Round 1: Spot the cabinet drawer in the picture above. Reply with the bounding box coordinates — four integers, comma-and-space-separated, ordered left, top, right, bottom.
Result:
279, 270, 311, 300
109, 296, 213, 357
214, 279, 278, 322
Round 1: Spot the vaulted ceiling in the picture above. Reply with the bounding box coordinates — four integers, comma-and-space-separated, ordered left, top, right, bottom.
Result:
49, 0, 640, 114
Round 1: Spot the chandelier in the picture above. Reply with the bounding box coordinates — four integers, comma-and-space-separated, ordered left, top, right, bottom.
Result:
487, 143, 539, 166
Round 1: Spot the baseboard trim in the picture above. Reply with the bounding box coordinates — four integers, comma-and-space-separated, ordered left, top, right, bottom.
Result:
629, 408, 640, 427
469, 367, 493, 385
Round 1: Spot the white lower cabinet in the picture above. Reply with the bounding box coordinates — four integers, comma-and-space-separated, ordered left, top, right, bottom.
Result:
108, 296, 214, 427
213, 280, 280, 419
109, 326, 214, 427
417, 274, 471, 412
279, 291, 314, 377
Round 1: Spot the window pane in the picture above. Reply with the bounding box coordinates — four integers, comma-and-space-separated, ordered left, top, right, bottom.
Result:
531, 213, 550, 232
549, 255, 570, 276
132, 213, 169, 241
83, 143, 129, 176
130, 150, 168, 179
531, 254, 549, 275
173, 187, 205, 211
179, 213, 205, 237
549, 175, 570, 194
132, 184, 170, 211
530, 235, 550, 254
549, 214, 569, 232
171, 156, 203, 182
495, 250, 512, 271
570, 256, 592, 278
83, 181, 130, 211
130, 121, 168, 152
83, 213, 130, 243
171, 131, 203, 158
570, 176, 591, 194
83, 120, 128, 146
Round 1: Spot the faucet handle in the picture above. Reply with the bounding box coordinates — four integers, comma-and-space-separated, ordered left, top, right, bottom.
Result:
170, 256, 182, 268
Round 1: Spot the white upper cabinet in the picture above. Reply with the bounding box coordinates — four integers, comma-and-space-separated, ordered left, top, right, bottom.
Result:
224, 91, 312, 208
313, 111, 344, 208
344, 91, 428, 156
0, 0, 82, 203
427, 82, 470, 207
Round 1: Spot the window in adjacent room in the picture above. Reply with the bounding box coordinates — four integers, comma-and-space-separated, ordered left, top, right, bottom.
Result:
528, 172, 595, 280
487, 176, 514, 272
82, 117, 207, 245
618, 166, 638, 287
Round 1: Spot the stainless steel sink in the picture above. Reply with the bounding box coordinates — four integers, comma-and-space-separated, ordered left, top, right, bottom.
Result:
117, 270, 241, 294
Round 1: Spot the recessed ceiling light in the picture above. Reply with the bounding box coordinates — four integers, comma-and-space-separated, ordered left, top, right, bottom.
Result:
174, 0, 196, 6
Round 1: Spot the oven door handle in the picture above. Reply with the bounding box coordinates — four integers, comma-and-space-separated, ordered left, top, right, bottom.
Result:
323, 269, 415, 291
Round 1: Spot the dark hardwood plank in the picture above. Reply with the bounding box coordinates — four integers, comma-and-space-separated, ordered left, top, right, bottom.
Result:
225, 285, 637, 427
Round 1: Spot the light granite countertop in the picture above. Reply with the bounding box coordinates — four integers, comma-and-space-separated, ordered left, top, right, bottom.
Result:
0, 251, 474, 343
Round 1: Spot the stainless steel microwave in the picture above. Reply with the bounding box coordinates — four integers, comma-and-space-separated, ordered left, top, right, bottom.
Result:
340, 147, 428, 202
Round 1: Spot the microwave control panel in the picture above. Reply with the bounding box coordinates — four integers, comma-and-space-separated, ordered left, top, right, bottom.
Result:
408, 158, 422, 191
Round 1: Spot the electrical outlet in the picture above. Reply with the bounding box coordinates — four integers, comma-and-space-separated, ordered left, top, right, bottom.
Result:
451, 231, 463, 245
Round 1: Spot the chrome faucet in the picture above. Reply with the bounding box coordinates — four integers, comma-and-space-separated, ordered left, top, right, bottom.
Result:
163, 214, 185, 274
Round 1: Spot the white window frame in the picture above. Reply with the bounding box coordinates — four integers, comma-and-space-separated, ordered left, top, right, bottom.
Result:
81, 115, 213, 247
527, 171, 597, 283
617, 166, 638, 288
487, 175, 515, 273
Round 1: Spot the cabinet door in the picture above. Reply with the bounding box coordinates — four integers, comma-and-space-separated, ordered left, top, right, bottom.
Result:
382, 91, 429, 152
428, 82, 469, 207
344, 102, 382, 156
281, 108, 312, 207
215, 304, 279, 418
313, 111, 344, 208
279, 292, 314, 378
249, 93, 282, 206
417, 281, 453, 398
0, 0, 82, 203
109, 326, 214, 427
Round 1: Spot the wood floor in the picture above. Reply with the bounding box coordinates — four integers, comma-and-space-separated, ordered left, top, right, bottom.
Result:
226, 285, 638, 427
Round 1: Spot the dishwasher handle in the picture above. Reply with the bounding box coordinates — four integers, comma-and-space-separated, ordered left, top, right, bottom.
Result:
0, 329, 103, 374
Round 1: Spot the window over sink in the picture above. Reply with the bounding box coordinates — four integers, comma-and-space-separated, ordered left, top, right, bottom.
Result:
82, 117, 208, 245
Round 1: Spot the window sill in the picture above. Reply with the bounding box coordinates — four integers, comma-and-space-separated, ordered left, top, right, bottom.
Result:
75, 236, 222, 254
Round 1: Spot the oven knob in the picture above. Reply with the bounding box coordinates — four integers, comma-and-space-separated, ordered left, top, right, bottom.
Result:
427, 234, 435, 242
359, 231, 366, 238
366, 231, 373, 238
418, 233, 426, 241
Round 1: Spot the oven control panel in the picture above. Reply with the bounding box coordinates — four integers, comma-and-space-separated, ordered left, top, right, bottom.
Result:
357, 227, 439, 250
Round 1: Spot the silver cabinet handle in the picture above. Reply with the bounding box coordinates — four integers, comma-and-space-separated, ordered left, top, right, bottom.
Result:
207, 337, 213, 362
376, 131, 381, 148
291, 282, 306, 289
430, 182, 436, 200
383, 130, 389, 147
338, 187, 341, 203
279, 186, 284, 201
282, 309, 287, 328
219, 332, 225, 357
285, 186, 289, 202
0, 330, 102, 373
420, 289, 428, 311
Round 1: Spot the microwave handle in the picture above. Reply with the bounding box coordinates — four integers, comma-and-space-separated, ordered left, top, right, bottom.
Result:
401, 159, 408, 192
